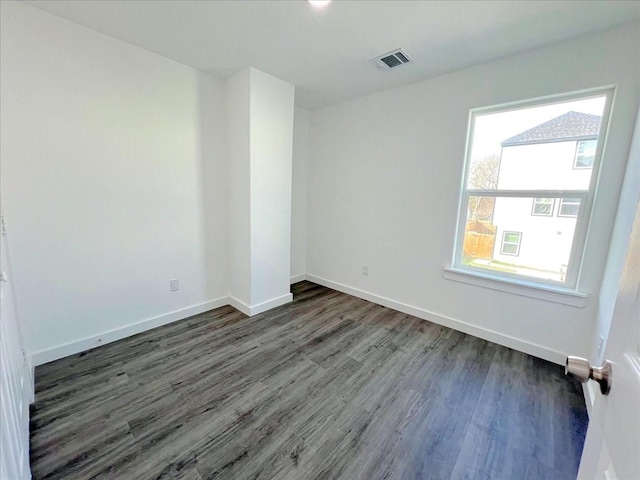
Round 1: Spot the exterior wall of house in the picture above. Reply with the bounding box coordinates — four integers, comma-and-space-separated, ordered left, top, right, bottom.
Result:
492, 198, 577, 274
492, 141, 591, 273
497, 141, 593, 190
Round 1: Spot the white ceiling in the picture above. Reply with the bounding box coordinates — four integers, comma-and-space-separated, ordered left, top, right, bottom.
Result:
24, 0, 640, 109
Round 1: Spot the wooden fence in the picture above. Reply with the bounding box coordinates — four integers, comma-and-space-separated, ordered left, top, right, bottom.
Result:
463, 222, 496, 259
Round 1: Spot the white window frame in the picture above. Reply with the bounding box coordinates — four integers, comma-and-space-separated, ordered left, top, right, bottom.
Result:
450, 87, 614, 292
531, 197, 555, 216
500, 231, 522, 256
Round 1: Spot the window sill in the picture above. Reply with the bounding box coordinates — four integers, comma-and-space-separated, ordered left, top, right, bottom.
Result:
442, 267, 588, 308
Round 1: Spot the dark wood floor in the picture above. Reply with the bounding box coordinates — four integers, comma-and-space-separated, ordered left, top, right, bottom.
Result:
30, 281, 588, 480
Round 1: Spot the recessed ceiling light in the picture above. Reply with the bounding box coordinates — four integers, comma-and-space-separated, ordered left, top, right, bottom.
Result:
307, 0, 331, 8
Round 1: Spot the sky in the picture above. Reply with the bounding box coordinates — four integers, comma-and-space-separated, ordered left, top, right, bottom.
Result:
469, 94, 607, 165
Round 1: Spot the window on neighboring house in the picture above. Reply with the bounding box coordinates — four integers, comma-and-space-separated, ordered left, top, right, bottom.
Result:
532, 198, 554, 216
558, 198, 581, 217
574, 139, 597, 169
500, 231, 522, 256
451, 88, 612, 288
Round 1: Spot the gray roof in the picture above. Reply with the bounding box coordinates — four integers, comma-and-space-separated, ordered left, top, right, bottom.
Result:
501, 111, 602, 147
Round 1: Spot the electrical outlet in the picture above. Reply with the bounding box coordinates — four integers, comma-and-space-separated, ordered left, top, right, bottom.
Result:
170, 278, 179, 292
362, 265, 369, 275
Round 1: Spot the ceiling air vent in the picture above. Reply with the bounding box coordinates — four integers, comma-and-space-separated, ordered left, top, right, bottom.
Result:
369, 49, 412, 71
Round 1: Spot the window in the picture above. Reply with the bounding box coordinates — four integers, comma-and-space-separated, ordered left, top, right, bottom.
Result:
558, 198, 580, 217
574, 139, 597, 169
501, 231, 522, 256
452, 88, 612, 288
531, 198, 554, 216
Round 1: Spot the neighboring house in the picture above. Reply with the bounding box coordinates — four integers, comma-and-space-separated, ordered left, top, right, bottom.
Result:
491, 111, 602, 277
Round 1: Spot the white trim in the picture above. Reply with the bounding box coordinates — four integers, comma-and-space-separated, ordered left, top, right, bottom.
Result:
228, 296, 252, 316
28, 363, 35, 405
30, 289, 296, 367
443, 267, 589, 307
290, 274, 306, 284
229, 293, 293, 317
249, 293, 293, 315
306, 273, 567, 365
30, 297, 229, 366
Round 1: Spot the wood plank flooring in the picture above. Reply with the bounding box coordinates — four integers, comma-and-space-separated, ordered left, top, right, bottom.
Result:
30, 281, 588, 480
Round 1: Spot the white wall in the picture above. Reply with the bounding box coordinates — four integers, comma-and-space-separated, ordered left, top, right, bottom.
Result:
226, 68, 294, 312
291, 107, 310, 281
249, 69, 295, 307
0, 2, 229, 360
226, 69, 252, 305
306, 23, 640, 362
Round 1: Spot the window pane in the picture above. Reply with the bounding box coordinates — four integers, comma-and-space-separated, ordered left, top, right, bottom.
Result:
559, 198, 581, 217
532, 198, 554, 216
575, 140, 597, 168
467, 96, 606, 191
501, 243, 519, 255
504, 232, 520, 244
462, 196, 578, 282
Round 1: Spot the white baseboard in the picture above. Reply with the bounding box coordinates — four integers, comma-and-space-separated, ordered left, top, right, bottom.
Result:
250, 293, 293, 315
229, 293, 293, 316
306, 273, 566, 365
29, 272, 566, 381
290, 274, 306, 284
31, 287, 297, 368
29, 363, 35, 404
228, 296, 252, 316
30, 297, 229, 366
